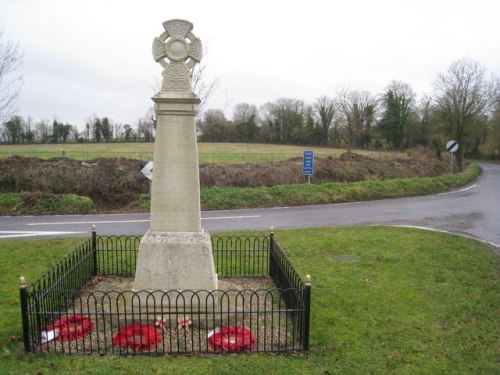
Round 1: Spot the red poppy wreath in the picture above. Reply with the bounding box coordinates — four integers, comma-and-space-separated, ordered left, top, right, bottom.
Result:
49, 314, 94, 342
207, 326, 256, 351
113, 324, 162, 351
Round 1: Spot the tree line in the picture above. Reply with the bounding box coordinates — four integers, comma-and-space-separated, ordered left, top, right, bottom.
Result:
0, 109, 156, 144
1, 57, 499, 169
198, 58, 499, 169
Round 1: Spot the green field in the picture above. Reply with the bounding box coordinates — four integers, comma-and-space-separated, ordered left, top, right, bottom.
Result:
0, 142, 406, 163
0, 227, 498, 374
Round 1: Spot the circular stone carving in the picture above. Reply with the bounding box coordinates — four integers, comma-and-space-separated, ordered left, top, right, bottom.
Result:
166, 38, 189, 62
152, 19, 202, 92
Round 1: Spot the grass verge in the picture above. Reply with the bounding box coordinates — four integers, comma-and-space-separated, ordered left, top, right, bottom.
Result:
0, 192, 94, 215
0, 227, 497, 374
139, 163, 480, 211
0, 163, 480, 214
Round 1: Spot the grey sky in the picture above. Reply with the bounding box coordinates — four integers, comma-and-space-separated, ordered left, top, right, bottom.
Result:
0, 0, 499, 129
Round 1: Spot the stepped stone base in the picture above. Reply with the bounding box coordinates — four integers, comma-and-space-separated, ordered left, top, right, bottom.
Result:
133, 229, 218, 295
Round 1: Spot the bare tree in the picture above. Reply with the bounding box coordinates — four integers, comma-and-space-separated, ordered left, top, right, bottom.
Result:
0, 30, 23, 123
86, 115, 100, 142
35, 119, 51, 143
137, 109, 155, 141
191, 53, 220, 115
114, 123, 123, 141
433, 57, 499, 169
337, 89, 377, 156
233, 103, 258, 124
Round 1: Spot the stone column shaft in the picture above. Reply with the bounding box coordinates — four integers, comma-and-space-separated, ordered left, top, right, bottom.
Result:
150, 95, 201, 232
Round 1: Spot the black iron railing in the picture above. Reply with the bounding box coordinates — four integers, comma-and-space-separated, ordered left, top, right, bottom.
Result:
19, 230, 311, 355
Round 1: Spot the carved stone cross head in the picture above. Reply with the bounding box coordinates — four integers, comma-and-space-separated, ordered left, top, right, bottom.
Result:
152, 19, 202, 93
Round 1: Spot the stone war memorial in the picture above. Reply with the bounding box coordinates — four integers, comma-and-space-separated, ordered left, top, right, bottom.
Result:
18, 19, 311, 356
133, 19, 218, 303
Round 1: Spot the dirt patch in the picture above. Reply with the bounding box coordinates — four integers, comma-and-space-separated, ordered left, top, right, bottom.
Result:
0, 156, 149, 204
199, 151, 454, 187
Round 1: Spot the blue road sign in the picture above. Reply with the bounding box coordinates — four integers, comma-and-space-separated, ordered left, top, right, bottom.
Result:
303, 150, 314, 175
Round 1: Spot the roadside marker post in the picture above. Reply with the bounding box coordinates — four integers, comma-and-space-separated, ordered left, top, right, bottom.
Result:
140, 161, 153, 181
140, 160, 153, 194
446, 140, 459, 174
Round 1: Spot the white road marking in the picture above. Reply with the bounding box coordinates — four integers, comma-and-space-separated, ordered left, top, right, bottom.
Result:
385, 225, 500, 249
27, 220, 150, 226
437, 184, 477, 196
203, 215, 261, 220
0, 231, 85, 239
26, 215, 261, 226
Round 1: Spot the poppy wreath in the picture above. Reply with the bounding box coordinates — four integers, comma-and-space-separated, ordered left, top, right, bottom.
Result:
112, 324, 162, 351
49, 314, 94, 342
208, 326, 256, 351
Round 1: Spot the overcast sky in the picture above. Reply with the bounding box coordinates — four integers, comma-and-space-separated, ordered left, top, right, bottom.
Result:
1, 0, 499, 129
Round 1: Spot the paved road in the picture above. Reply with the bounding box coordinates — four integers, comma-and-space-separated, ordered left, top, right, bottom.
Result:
1, 163, 499, 249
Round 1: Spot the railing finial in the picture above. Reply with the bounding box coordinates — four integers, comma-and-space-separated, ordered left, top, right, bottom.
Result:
305, 274, 312, 286
19, 276, 26, 288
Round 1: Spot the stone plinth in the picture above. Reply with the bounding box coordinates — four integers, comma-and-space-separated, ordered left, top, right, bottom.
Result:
134, 230, 217, 291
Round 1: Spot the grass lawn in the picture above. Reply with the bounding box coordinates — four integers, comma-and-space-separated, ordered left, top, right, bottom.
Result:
0, 227, 498, 374
0, 142, 406, 162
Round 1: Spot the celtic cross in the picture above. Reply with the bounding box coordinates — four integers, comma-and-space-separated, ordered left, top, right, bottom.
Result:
152, 19, 202, 93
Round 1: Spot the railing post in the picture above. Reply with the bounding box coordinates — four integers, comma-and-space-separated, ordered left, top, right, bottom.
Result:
19, 276, 31, 352
92, 224, 98, 275
269, 231, 275, 279
302, 274, 312, 351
